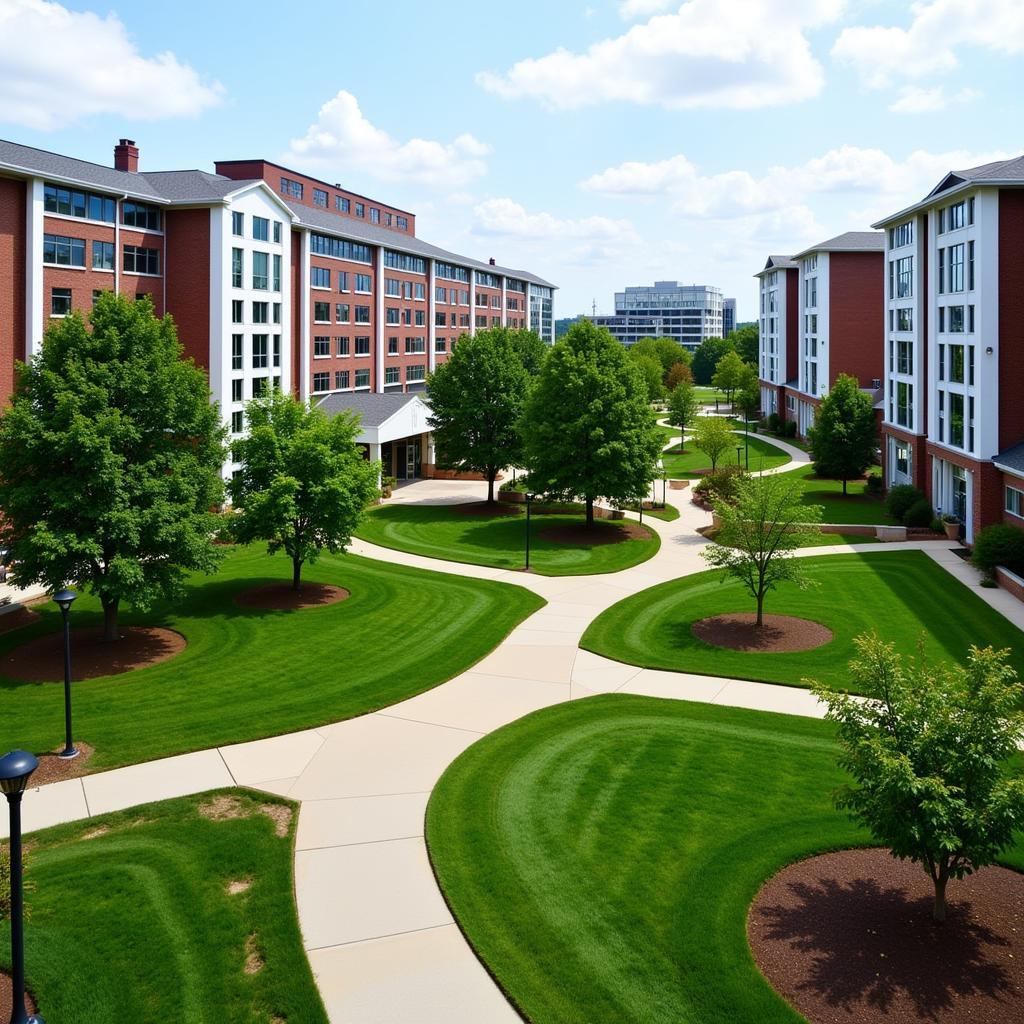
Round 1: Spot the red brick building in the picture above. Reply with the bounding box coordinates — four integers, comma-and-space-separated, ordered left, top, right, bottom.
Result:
0, 138, 556, 479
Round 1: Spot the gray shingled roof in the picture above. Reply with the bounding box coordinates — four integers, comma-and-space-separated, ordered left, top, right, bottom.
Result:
791, 231, 884, 260
315, 391, 427, 427
994, 440, 1024, 475
0, 137, 556, 288
285, 200, 556, 288
755, 254, 797, 275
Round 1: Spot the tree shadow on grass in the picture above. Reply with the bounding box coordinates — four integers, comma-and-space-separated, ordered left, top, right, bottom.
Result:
754, 873, 1014, 1021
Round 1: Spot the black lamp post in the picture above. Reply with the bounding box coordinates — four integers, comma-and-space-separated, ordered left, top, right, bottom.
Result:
524, 493, 536, 570
53, 589, 78, 760
662, 473, 667, 509
1, 750, 46, 1024
744, 416, 750, 470
736, 445, 743, 467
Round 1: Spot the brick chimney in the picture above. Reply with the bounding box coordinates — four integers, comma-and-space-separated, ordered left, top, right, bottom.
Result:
114, 138, 139, 173
488, 257, 496, 266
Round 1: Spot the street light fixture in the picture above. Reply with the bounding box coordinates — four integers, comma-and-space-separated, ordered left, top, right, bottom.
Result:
524, 493, 536, 570
662, 473, 667, 509
53, 588, 78, 760
0, 750, 46, 1024
736, 445, 743, 467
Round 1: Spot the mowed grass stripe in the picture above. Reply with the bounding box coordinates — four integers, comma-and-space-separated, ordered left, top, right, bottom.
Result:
580, 551, 1024, 692
0, 544, 543, 770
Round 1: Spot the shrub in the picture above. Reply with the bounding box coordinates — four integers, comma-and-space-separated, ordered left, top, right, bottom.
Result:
766, 412, 781, 434
930, 518, 944, 534
886, 484, 926, 522
972, 524, 1024, 576
785, 421, 797, 438
694, 465, 748, 506
903, 498, 934, 528
865, 474, 883, 496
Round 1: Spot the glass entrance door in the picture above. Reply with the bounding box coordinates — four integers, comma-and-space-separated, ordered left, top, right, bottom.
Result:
952, 465, 967, 524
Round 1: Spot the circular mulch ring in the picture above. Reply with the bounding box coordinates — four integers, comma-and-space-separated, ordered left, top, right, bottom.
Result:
748, 847, 1024, 1024
537, 522, 652, 546
0, 606, 40, 634
234, 582, 349, 611
3, 626, 186, 683
1, 973, 37, 1022
454, 501, 522, 517
29, 740, 96, 786
692, 613, 832, 653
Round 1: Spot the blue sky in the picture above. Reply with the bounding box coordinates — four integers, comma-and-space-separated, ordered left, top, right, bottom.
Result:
0, 0, 1021, 320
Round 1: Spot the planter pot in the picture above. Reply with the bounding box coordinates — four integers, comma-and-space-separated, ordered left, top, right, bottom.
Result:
944, 521, 960, 540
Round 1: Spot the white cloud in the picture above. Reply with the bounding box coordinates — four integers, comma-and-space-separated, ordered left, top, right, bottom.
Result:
284, 90, 490, 188
832, 0, 1024, 89
476, 0, 844, 111
0, 0, 222, 130
888, 84, 980, 114
582, 144, 1015, 223
618, 0, 674, 18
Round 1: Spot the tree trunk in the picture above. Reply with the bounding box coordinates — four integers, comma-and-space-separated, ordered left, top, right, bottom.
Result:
756, 591, 764, 628
680, 429, 685, 453
292, 556, 303, 592
586, 498, 595, 528
101, 596, 120, 643
842, 477, 848, 496
487, 472, 495, 504
933, 874, 948, 922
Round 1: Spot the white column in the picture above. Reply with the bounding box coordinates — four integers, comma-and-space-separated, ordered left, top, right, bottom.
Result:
469, 268, 477, 337
298, 230, 310, 404
427, 258, 437, 373
500, 276, 507, 327
280, 222, 293, 397
25, 179, 43, 358
368, 441, 382, 488
375, 247, 385, 392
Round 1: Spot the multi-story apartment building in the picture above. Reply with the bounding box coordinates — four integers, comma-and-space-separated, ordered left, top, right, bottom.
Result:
874, 155, 1024, 542
722, 297, 737, 337
0, 138, 555, 479
756, 232, 884, 437
592, 282, 725, 352
755, 255, 799, 418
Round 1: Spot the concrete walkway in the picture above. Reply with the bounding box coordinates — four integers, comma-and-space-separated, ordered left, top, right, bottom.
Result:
6, 477, 1019, 1023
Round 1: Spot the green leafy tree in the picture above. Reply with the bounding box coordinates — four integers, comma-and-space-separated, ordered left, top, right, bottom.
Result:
229, 391, 379, 590
521, 320, 662, 526
632, 337, 691, 378
0, 293, 225, 641
712, 350, 746, 406
629, 351, 665, 403
668, 379, 700, 452
665, 361, 692, 391
807, 373, 878, 495
506, 328, 548, 376
813, 636, 1024, 922
693, 415, 735, 471
701, 473, 822, 626
727, 324, 759, 365
427, 329, 531, 503
735, 363, 761, 424
692, 336, 735, 386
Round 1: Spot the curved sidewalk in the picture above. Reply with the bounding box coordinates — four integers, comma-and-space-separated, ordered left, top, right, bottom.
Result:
6, 478, 1013, 1024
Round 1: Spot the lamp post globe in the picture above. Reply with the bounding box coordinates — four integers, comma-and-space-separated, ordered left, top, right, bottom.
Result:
1, 750, 46, 1024
53, 588, 78, 760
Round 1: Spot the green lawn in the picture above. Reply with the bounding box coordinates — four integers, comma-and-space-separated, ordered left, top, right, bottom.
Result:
694, 386, 729, 404
1, 544, 542, 771
623, 501, 680, 522
356, 503, 660, 575
427, 696, 1024, 1024
703, 527, 878, 548
661, 433, 791, 479
790, 464, 892, 525
1, 790, 326, 1023
580, 551, 1024, 692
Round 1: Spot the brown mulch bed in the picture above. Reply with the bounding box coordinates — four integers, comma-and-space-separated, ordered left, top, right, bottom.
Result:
692, 613, 833, 652
29, 741, 96, 786
3, 626, 186, 683
0, 974, 37, 1021
748, 847, 1024, 1024
234, 582, 349, 611
0, 606, 40, 634
453, 501, 522, 517
537, 522, 652, 546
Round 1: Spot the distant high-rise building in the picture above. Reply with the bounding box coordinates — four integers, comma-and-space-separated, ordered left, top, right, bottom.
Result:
592, 281, 724, 352
722, 297, 737, 336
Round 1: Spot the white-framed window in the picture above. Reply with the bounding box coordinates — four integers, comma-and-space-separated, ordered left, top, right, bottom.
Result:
1006, 485, 1024, 518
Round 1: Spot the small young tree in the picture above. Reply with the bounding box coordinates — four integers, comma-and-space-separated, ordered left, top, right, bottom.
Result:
712, 350, 746, 407
0, 293, 225, 641
665, 361, 693, 392
427, 329, 531, 503
521, 320, 662, 526
693, 415, 735, 471
701, 473, 822, 625
629, 351, 665, 403
229, 391, 379, 590
735, 363, 760, 424
808, 373, 878, 495
692, 336, 735, 387
813, 635, 1024, 922
668, 379, 700, 452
